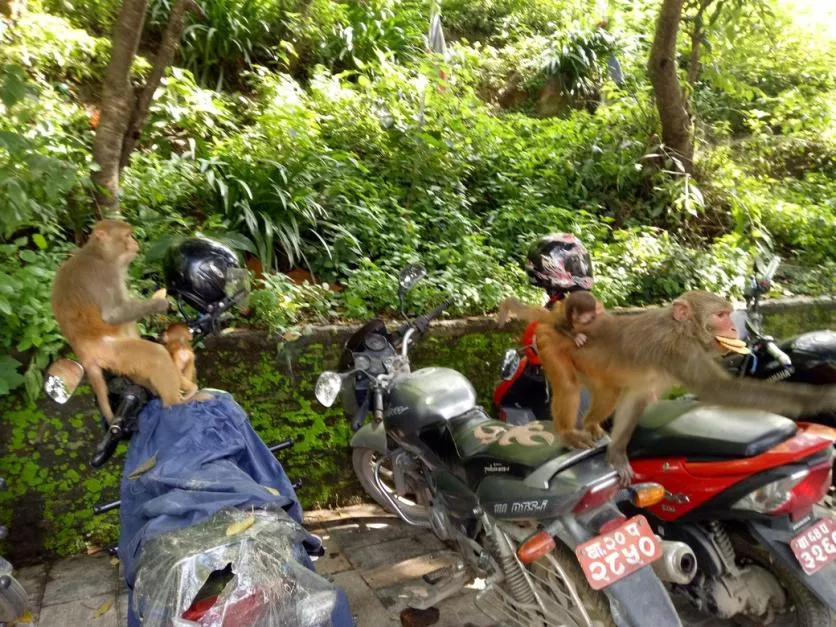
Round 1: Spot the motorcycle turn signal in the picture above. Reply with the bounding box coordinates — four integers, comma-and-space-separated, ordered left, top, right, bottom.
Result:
517, 530, 556, 564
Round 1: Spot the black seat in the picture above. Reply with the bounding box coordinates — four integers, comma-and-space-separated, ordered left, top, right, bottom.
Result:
447, 409, 570, 468
627, 400, 797, 460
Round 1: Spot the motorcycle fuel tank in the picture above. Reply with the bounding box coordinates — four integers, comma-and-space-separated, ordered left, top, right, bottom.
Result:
384, 367, 477, 438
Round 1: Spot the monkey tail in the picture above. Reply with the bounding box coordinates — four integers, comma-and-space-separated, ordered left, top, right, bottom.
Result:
691, 377, 836, 419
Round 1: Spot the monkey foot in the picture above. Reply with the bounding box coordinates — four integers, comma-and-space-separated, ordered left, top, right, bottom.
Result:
584, 424, 607, 441
560, 430, 597, 449
608, 452, 634, 487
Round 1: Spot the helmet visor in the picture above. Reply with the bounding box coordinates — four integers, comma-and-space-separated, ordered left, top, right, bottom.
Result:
225, 267, 251, 304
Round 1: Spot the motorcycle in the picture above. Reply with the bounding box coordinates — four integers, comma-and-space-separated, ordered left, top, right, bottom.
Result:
492, 260, 836, 624
42, 238, 351, 627
314, 264, 690, 627
724, 255, 836, 428
0, 477, 29, 625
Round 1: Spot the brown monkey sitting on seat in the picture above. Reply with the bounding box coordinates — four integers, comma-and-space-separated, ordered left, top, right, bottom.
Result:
51, 220, 186, 424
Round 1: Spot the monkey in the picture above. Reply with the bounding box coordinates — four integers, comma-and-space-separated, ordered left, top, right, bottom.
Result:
557, 291, 600, 347
162, 323, 198, 399
497, 291, 836, 484
556, 290, 836, 484
51, 220, 185, 424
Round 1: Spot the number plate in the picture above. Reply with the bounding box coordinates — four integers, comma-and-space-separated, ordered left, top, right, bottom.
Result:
789, 516, 836, 576
574, 515, 662, 590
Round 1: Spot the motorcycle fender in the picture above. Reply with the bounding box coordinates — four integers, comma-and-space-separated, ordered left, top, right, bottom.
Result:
746, 518, 836, 609
350, 422, 387, 455
556, 505, 681, 627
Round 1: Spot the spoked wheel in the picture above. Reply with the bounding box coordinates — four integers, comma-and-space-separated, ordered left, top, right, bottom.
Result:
351, 447, 430, 521
731, 534, 831, 627
528, 544, 617, 627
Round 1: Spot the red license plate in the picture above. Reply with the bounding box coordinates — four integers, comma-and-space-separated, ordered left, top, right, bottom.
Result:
574, 515, 662, 590
790, 516, 836, 576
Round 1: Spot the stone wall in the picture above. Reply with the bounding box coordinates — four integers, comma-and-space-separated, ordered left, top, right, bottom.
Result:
0, 298, 833, 563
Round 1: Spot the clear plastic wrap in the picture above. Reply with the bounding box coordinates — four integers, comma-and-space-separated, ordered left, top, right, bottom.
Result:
132, 507, 345, 626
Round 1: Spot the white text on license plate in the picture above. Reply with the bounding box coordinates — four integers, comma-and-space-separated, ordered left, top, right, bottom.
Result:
574, 515, 662, 590
790, 516, 836, 576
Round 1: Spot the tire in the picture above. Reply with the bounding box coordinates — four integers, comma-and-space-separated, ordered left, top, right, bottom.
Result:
528, 543, 617, 627
351, 447, 430, 522
731, 534, 832, 627
0, 574, 28, 623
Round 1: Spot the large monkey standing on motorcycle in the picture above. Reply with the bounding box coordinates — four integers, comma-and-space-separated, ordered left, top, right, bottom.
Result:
500, 291, 836, 483
51, 220, 185, 424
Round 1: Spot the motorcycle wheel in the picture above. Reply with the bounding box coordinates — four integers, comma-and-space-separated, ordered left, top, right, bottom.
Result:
731, 534, 831, 627
528, 543, 616, 627
0, 574, 28, 623
352, 447, 430, 522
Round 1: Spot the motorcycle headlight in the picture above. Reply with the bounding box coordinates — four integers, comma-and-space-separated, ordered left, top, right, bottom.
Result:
315, 371, 343, 407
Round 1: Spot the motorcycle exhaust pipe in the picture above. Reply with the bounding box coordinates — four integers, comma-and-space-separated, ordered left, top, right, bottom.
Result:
652, 540, 697, 585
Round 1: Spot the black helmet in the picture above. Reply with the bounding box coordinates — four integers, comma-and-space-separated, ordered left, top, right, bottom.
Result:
163, 238, 247, 313
525, 233, 594, 294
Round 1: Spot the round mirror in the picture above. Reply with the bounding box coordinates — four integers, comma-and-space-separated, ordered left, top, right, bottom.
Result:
399, 264, 427, 293
315, 371, 343, 408
500, 349, 521, 381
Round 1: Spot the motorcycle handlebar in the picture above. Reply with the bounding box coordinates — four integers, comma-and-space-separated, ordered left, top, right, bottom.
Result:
765, 340, 793, 368
414, 297, 455, 335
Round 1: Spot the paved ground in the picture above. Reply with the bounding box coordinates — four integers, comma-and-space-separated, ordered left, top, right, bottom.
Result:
9, 504, 761, 626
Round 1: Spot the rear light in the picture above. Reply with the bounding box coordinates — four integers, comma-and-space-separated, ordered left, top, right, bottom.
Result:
517, 530, 556, 564
573, 477, 619, 514
733, 461, 833, 521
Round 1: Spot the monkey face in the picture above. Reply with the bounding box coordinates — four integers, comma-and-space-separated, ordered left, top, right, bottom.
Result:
709, 307, 737, 339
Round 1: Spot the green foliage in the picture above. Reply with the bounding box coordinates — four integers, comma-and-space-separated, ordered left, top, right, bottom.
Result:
0, 13, 110, 83
249, 274, 338, 335
0, 61, 93, 239
0, 238, 68, 400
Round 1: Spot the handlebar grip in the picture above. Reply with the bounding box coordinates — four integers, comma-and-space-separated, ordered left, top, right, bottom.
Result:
90, 422, 123, 468
415, 297, 455, 333
765, 341, 793, 368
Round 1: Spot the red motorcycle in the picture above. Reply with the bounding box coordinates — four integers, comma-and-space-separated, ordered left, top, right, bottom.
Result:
494, 313, 836, 623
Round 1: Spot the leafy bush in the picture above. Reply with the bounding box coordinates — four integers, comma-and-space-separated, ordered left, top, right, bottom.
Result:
249, 273, 338, 335
0, 238, 68, 399
0, 62, 93, 239
0, 13, 110, 83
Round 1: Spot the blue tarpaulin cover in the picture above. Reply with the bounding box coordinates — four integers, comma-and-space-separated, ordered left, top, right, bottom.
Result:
118, 391, 352, 626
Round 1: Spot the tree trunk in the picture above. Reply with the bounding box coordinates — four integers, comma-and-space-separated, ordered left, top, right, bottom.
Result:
120, 0, 198, 169
648, 0, 694, 172
90, 0, 149, 216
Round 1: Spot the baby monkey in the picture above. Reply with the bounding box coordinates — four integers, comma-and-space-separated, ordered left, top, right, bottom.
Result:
162, 323, 198, 399
557, 291, 600, 348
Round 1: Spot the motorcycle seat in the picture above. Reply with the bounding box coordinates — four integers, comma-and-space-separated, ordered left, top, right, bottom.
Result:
627, 399, 798, 460
446, 409, 570, 468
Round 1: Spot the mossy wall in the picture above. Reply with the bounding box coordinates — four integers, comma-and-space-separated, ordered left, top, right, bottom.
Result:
1, 300, 833, 564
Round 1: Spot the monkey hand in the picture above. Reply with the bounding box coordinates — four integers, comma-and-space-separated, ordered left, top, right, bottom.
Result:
152, 288, 167, 300
607, 449, 634, 487
496, 300, 510, 327
151, 288, 170, 312
560, 429, 597, 449
574, 333, 588, 347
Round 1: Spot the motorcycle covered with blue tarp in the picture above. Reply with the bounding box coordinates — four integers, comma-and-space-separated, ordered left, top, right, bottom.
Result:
44, 237, 353, 627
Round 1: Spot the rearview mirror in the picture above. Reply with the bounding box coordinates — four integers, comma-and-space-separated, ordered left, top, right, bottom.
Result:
500, 349, 521, 380
398, 264, 426, 313
315, 371, 343, 408
44, 359, 85, 403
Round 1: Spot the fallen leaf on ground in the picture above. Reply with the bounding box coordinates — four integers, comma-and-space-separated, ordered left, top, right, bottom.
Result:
226, 514, 255, 536
128, 453, 157, 480
93, 600, 113, 618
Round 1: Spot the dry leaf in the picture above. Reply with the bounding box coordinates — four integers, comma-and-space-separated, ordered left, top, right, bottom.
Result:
93, 600, 113, 618
128, 453, 157, 480
263, 486, 279, 496
110, 557, 120, 567
225, 514, 255, 536
86, 544, 103, 555
16, 610, 34, 623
